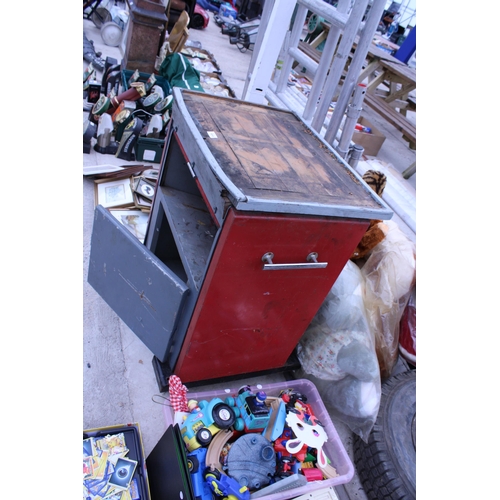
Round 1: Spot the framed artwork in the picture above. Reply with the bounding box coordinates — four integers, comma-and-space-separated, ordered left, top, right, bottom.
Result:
110, 209, 149, 243
95, 177, 134, 208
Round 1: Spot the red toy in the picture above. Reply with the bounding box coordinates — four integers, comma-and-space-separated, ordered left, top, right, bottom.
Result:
302, 468, 324, 481
191, 3, 210, 29
273, 428, 308, 462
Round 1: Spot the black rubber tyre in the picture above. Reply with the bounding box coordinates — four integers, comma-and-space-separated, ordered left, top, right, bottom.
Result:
190, 14, 205, 29
196, 428, 213, 447
212, 403, 236, 429
204, 467, 221, 481
187, 455, 199, 474
353, 369, 416, 500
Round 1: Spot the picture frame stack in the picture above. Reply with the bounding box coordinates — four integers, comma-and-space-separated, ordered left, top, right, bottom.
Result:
90, 165, 159, 244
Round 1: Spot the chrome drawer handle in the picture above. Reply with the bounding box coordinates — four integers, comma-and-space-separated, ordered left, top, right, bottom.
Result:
261, 252, 328, 270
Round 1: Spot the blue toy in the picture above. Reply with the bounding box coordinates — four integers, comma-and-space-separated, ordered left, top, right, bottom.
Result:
262, 400, 286, 442
186, 448, 214, 500
203, 467, 250, 500
180, 398, 236, 451
225, 386, 271, 432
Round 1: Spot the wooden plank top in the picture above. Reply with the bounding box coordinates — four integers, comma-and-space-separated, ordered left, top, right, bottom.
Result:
380, 59, 416, 85
180, 91, 386, 214
366, 43, 403, 64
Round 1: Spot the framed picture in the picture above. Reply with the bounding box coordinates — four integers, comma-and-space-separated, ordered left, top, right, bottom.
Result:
95, 177, 134, 208
133, 192, 152, 210
135, 177, 156, 201
110, 209, 149, 243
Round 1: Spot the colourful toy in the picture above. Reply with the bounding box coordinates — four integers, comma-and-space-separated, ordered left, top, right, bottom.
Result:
279, 389, 317, 422
186, 448, 213, 500
203, 467, 250, 500
226, 434, 276, 490
302, 467, 324, 481
262, 399, 287, 442
273, 427, 308, 462
285, 410, 328, 469
275, 453, 300, 479
225, 385, 272, 432
180, 398, 236, 451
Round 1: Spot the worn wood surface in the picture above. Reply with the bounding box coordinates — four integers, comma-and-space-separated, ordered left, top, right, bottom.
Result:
379, 59, 416, 86
182, 92, 382, 210
364, 92, 416, 148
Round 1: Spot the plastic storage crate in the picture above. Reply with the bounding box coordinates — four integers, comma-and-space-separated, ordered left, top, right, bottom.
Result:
121, 69, 172, 96
83, 423, 151, 500
219, 4, 237, 19
135, 136, 165, 163
163, 378, 354, 500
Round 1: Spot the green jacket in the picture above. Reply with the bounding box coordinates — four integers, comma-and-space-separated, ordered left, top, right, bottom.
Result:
158, 53, 205, 92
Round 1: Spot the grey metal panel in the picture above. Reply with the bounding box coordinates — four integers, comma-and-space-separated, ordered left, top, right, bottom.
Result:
172, 89, 393, 221
232, 196, 390, 220
87, 205, 189, 363
174, 125, 226, 225
172, 88, 250, 216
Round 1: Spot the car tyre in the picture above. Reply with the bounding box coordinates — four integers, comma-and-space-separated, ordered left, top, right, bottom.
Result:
353, 369, 416, 500
190, 14, 205, 29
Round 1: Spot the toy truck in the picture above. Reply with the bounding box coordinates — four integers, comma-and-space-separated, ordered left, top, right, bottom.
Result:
204, 467, 250, 500
180, 398, 236, 451
225, 385, 271, 432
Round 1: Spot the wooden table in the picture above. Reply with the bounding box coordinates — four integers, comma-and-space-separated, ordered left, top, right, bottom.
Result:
362, 59, 416, 111
297, 24, 417, 148
354, 45, 416, 149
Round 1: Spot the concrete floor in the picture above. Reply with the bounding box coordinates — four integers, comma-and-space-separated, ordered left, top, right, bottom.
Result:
83, 8, 415, 500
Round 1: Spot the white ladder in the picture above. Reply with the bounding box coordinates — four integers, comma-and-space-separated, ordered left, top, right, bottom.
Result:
242, 0, 388, 145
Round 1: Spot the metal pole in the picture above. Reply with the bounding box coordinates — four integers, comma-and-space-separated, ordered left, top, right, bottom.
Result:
402, 161, 416, 179
310, 0, 369, 133
302, 0, 351, 121
348, 144, 364, 169
242, 0, 297, 104
274, 4, 308, 93
336, 83, 367, 158
324, 0, 387, 145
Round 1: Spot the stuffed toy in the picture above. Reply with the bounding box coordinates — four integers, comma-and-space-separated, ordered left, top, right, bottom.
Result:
350, 170, 388, 260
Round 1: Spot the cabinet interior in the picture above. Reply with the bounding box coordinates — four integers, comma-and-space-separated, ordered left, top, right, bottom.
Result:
149, 132, 220, 290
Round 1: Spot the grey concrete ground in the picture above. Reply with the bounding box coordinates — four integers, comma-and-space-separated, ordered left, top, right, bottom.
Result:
83, 8, 415, 500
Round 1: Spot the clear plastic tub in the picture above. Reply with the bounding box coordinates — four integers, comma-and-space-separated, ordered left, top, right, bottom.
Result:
163, 378, 354, 500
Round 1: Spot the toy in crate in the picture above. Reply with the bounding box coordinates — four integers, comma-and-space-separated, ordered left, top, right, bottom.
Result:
167, 375, 353, 500
225, 385, 271, 432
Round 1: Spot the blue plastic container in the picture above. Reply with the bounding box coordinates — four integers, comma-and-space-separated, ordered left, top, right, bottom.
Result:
219, 4, 237, 19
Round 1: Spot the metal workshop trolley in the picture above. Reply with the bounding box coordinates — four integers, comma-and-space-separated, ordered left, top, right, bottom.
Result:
88, 88, 392, 390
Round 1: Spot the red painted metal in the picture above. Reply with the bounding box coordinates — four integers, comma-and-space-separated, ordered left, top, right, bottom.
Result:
174, 208, 369, 383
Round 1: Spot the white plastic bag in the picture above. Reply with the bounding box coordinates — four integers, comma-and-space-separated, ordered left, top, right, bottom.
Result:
297, 260, 381, 441
360, 220, 416, 379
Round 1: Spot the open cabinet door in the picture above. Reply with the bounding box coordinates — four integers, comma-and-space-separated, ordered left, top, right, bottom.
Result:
87, 205, 190, 363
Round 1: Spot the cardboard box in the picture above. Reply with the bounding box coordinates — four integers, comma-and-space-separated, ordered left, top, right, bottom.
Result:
351, 116, 386, 157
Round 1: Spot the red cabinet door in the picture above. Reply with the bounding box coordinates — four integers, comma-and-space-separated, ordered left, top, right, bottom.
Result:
174, 209, 368, 383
